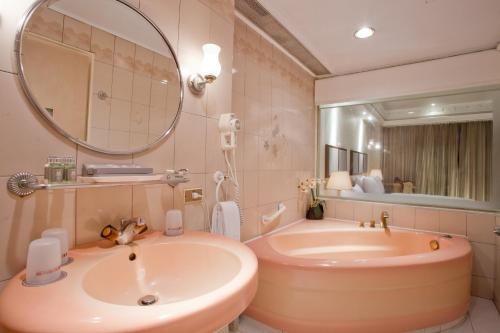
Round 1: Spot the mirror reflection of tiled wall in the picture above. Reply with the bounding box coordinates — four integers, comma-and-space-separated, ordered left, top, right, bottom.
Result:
27, 6, 180, 150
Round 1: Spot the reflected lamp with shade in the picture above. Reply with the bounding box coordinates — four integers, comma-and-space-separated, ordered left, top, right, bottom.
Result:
188, 43, 222, 94
369, 169, 383, 180
326, 171, 353, 196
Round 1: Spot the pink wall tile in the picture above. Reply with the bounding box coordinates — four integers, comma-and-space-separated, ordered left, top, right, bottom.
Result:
392, 205, 415, 228
467, 213, 496, 244
335, 200, 354, 220
415, 208, 440, 232
324, 199, 336, 218
471, 276, 494, 299
471, 242, 496, 279
132, 184, 174, 231
439, 210, 467, 236
353, 201, 373, 223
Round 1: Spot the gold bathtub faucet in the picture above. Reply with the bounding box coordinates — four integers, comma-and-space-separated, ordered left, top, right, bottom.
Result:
380, 211, 389, 229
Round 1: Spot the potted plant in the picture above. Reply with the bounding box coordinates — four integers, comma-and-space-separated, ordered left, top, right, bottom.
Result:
298, 178, 326, 220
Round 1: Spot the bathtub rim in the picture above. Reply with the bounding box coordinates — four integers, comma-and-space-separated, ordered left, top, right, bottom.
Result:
246, 219, 472, 271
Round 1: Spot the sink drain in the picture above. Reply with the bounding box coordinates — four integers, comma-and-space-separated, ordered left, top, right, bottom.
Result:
138, 295, 158, 306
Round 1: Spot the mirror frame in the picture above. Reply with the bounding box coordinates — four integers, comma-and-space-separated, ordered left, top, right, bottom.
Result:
14, 0, 184, 155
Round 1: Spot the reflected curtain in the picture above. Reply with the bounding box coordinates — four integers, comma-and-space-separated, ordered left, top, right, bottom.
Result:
382, 121, 492, 201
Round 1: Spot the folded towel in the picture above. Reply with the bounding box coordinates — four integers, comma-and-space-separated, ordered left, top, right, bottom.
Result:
211, 201, 240, 241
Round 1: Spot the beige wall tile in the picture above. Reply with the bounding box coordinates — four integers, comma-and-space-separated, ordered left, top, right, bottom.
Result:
0, 72, 76, 176
174, 112, 206, 173
471, 275, 494, 299
323, 201, 336, 219
109, 99, 131, 131
75, 186, 132, 245
415, 208, 439, 232
90, 94, 111, 129
133, 136, 174, 173
335, 200, 354, 220
392, 205, 415, 228
173, 173, 206, 231
134, 45, 154, 77
353, 201, 373, 223
467, 213, 496, 244
90, 27, 114, 65
0, 178, 75, 280
243, 171, 259, 209
130, 103, 150, 134
439, 210, 467, 236
114, 37, 135, 71
150, 80, 168, 109
111, 67, 134, 101
28, 7, 64, 42
205, 118, 226, 173
88, 127, 109, 148
471, 242, 496, 278
140, 0, 180, 52
108, 130, 130, 150
241, 207, 260, 241
92, 61, 113, 95
132, 184, 174, 231
243, 134, 259, 171
62, 16, 91, 51
132, 74, 152, 105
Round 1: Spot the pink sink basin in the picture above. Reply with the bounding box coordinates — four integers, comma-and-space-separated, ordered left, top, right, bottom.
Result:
0, 231, 258, 333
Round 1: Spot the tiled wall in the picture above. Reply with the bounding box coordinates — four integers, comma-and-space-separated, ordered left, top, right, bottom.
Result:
324, 198, 499, 300
27, 5, 180, 150
232, 17, 315, 241
0, 0, 235, 283
0, 0, 315, 289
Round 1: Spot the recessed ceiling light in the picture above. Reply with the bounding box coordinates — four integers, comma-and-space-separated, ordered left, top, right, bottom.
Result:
367, 115, 374, 121
408, 111, 414, 114
354, 27, 375, 39
431, 103, 436, 106
362, 111, 367, 115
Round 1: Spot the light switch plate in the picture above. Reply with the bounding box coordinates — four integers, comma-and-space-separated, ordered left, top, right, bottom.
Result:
184, 188, 203, 203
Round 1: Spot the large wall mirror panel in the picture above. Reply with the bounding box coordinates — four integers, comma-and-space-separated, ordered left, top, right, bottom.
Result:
16, 0, 183, 154
317, 87, 500, 211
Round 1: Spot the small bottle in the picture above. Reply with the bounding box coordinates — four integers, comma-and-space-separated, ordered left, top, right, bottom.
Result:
48, 157, 64, 184
44, 156, 52, 183
64, 156, 77, 183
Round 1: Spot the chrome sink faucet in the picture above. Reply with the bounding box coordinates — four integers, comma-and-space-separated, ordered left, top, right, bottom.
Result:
100, 217, 148, 245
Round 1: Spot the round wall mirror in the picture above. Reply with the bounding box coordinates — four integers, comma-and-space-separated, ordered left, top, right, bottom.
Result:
16, 0, 183, 154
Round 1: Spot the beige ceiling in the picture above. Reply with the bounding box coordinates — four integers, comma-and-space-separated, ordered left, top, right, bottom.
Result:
258, 0, 500, 76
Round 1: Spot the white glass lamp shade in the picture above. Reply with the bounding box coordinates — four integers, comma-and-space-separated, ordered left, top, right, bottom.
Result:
200, 43, 221, 80
326, 171, 353, 190
369, 169, 383, 180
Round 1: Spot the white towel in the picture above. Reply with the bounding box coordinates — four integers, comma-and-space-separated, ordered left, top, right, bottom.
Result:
211, 201, 240, 241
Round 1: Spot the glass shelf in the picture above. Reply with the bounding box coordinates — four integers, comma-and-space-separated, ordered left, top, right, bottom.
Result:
7, 172, 187, 197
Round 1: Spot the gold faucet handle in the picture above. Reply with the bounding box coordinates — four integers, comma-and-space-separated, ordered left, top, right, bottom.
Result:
101, 224, 119, 242
359, 221, 365, 228
369, 220, 376, 228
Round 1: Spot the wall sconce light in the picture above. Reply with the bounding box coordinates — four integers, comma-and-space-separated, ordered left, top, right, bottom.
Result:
188, 43, 221, 94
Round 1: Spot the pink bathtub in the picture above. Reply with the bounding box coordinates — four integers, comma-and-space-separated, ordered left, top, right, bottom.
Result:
245, 220, 472, 333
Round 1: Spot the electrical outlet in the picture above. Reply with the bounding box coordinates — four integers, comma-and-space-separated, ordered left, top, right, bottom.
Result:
184, 188, 203, 203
